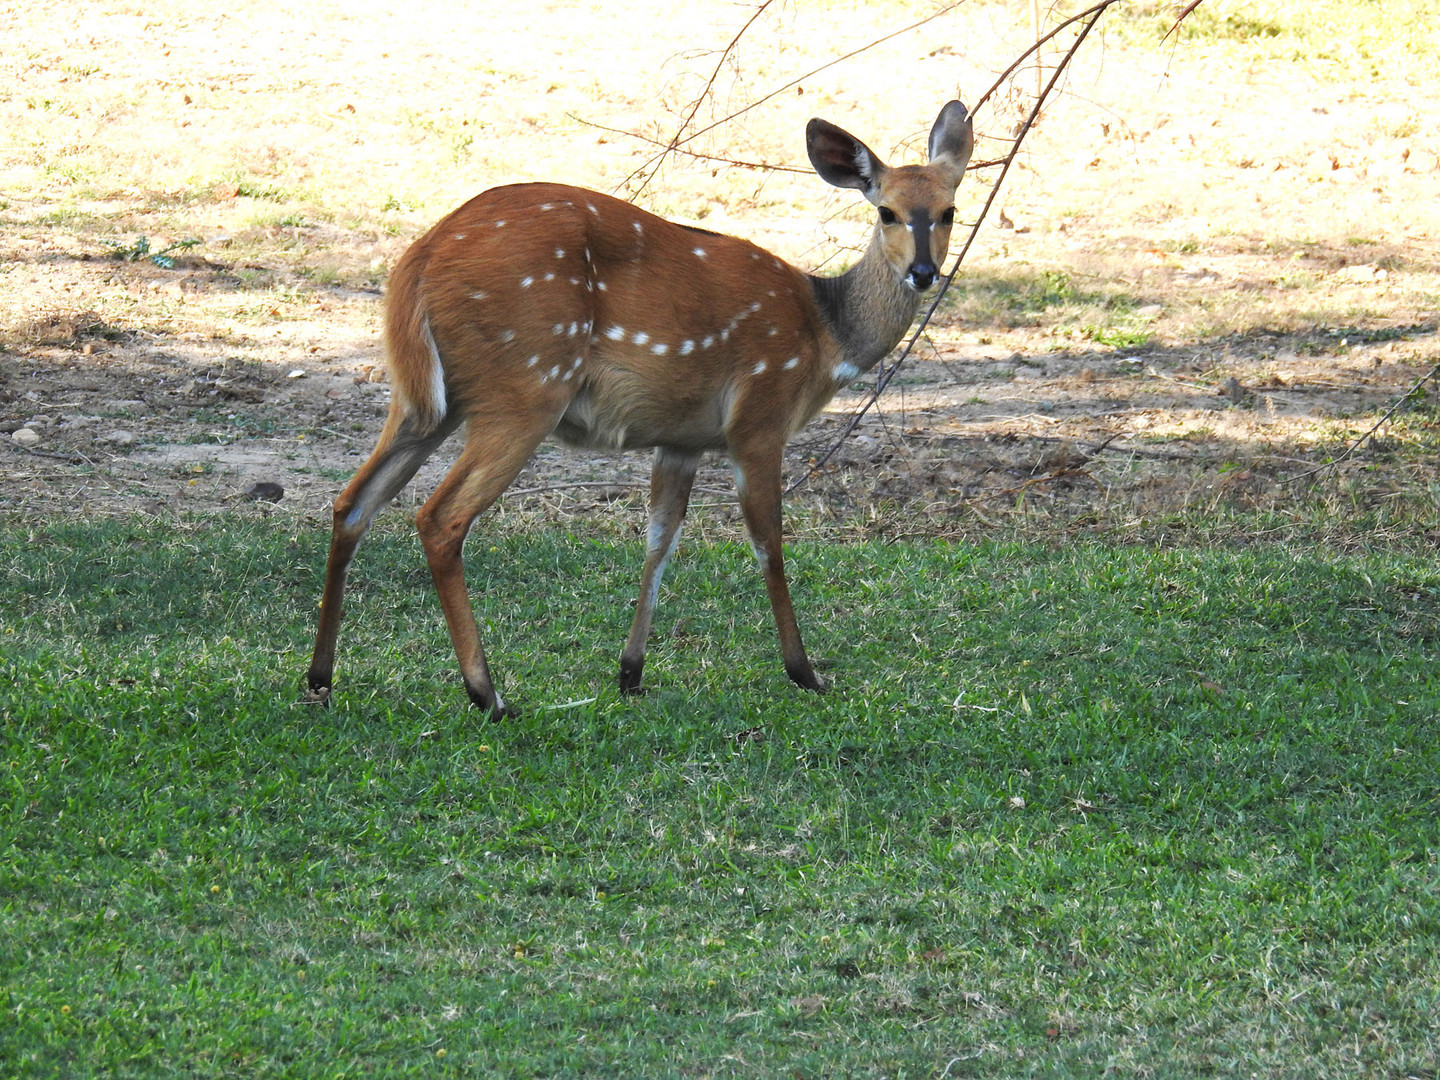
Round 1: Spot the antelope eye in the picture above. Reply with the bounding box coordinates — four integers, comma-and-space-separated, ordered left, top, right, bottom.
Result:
940, 207, 956, 226
878, 206, 898, 226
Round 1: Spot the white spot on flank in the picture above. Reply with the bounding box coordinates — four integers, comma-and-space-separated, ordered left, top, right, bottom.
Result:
631, 330, 650, 346
701, 335, 715, 349
680, 340, 695, 356
471, 290, 488, 301
454, 232, 466, 241
693, 247, 707, 258
748, 301, 762, 313
520, 276, 534, 288
555, 248, 566, 259
651, 342, 669, 355
587, 203, 598, 214
543, 272, 556, 282
495, 220, 507, 228
498, 329, 516, 343
547, 365, 561, 380
752, 361, 768, 375
539, 202, 555, 211
597, 281, 608, 292
783, 356, 800, 370
552, 324, 566, 335
568, 322, 580, 336
833, 361, 860, 382
633, 221, 644, 235
605, 325, 625, 341
526, 355, 540, 367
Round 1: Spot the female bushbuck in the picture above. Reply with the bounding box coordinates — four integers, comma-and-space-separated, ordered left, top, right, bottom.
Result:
306, 101, 975, 717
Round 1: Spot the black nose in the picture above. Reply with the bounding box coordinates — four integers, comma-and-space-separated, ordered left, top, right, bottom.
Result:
907, 264, 937, 290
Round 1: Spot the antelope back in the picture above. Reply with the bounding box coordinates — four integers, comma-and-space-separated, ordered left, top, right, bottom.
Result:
386, 183, 836, 452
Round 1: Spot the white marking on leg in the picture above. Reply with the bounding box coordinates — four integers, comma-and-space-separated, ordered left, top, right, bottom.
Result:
749, 537, 770, 572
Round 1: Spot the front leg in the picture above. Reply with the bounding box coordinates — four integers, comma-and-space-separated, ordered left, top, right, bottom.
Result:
619, 448, 701, 695
730, 444, 824, 692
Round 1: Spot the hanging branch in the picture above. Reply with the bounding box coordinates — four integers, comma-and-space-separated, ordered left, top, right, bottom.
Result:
789, 0, 1127, 492
626, 0, 778, 202
614, 0, 970, 199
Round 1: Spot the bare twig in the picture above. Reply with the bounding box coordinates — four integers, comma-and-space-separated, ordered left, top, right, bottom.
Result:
615, 1, 969, 198
1163, 1, 1210, 44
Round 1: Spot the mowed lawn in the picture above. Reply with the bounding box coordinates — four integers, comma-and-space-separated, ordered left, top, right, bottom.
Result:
1, 516, 1437, 1077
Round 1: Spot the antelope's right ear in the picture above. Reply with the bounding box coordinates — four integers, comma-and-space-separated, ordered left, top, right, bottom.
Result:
807, 118, 889, 205
927, 100, 974, 188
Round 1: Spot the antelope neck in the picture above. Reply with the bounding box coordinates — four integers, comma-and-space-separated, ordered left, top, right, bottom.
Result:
807, 229, 925, 373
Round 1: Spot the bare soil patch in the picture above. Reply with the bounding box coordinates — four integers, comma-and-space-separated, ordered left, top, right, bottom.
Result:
3, 1, 1439, 536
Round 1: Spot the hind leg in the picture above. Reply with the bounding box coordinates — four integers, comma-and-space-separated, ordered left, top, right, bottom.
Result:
305, 409, 459, 703
414, 410, 562, 718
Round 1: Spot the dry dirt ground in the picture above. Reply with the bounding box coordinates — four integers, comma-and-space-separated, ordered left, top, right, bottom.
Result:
3, 1, 1438, 536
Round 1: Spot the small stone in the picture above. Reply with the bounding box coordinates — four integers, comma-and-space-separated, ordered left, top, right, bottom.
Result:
101, 430, 138, 447
11, 428, 41, 447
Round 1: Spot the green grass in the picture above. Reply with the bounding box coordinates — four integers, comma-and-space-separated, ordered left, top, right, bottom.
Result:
2, 516, 1439, 1077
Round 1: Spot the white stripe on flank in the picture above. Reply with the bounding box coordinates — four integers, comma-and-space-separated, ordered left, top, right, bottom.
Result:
422, 317, 446, 417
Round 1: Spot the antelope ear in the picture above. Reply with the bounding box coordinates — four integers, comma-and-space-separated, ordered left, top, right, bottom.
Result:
927, 100, 975, 187
806, 118, 890, 205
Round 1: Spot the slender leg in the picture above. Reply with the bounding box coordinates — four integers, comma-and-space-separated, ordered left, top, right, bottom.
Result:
414, 412, 559, 718
306, 409, 459, 703
619, 448, 701, 694
730, 445, 824, 692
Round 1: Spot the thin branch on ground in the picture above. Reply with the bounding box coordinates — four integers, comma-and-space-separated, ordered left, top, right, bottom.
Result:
1283, 358, 1440, 484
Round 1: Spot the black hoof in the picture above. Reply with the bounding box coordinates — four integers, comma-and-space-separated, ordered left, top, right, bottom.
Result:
618, 660, 645, 696
787, 664, 826, 693
464, 684, 514, 722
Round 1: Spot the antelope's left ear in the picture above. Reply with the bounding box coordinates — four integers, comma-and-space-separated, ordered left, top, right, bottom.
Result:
807, 117, 890, 205
927, 100, 974, 188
